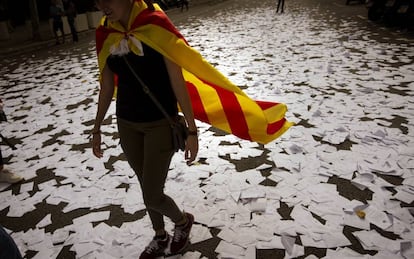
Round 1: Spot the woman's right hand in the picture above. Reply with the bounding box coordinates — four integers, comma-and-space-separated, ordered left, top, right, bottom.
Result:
92, 132, 103, 158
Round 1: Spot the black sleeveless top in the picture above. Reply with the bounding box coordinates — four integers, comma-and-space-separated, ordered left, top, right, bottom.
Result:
106, 43, 178, 122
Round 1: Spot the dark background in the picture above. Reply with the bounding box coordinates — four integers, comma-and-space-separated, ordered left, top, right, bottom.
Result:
0, 0, 97, 25
0, 0, 183, 25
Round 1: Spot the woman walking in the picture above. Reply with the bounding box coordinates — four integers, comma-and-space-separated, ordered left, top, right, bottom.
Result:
91, 0, 198, 258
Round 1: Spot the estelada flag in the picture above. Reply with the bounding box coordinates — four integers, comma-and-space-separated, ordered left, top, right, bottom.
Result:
95, 0, 293, 144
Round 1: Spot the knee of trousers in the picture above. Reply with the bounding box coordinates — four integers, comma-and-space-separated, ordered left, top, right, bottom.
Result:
143, 194, 167, 210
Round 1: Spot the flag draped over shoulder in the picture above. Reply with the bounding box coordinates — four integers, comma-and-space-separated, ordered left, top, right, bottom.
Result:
95, 0, 293, 144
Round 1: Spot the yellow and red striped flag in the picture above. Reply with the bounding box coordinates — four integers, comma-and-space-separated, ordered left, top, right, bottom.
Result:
95, 0, 293, 144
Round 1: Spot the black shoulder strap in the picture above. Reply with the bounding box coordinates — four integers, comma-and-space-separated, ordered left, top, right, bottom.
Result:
122, 55, 175, 126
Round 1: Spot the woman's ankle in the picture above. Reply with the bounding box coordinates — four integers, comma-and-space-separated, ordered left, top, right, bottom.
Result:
154, 229, 167, 239
175, 213, 188, 227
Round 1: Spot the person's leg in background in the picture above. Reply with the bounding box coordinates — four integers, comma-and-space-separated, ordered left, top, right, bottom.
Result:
0, 225, 23, 259
53, 21, 60, 44
68, 18, 78, 42
0, 146, 3, 170
58, 21, 65, 44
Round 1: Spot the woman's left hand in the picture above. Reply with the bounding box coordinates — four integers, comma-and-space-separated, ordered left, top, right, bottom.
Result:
185, 135, 198, 165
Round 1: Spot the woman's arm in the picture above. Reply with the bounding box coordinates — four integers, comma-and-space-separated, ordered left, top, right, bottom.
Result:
164, 57, 198, 164
92, 64, 115, 158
